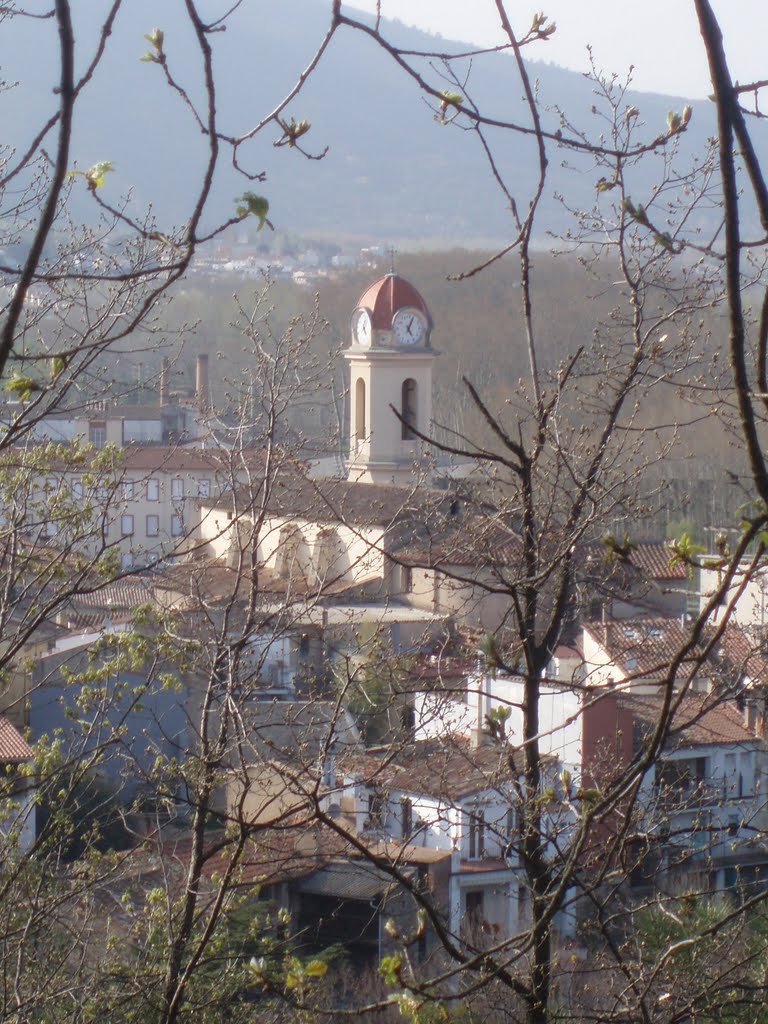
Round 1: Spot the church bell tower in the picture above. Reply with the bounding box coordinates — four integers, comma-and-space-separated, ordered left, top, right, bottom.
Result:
345, 273, 435, 485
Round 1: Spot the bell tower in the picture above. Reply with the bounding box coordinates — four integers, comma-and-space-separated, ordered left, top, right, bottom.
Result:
345, 274, 435, 485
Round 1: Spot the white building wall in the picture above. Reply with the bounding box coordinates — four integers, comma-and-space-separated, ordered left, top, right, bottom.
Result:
465, 674, 584, 773
700, 563, 768, 630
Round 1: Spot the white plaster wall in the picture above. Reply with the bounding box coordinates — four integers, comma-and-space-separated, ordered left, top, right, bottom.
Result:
414, 692, 473, 740
700, 563, 768, 630
345, 349, 434, 470
581, 627, 629, 688
465, 674, 584, 772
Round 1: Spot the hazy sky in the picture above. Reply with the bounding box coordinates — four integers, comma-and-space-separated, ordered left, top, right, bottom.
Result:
350, 1, 767, 99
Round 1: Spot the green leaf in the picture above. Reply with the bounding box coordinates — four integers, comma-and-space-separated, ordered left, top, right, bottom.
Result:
84, 161, 115, 189
667, 533, 705, 570
235, 192, 273, 230
667, 110, 682, 133
4, 374, 41, 402
304, 960, 328, 978
50, 355, 67, 380
144, 27, 164, 50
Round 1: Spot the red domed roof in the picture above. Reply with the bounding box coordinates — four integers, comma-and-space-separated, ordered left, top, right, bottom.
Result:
355, 273, 432, 330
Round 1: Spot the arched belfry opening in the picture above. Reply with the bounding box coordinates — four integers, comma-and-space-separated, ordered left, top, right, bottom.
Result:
345, 273, 435, 484
401, 378, 417, 440
355, 377, 366, 442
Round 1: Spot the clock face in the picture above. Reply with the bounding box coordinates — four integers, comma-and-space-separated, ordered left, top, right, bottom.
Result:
352, 308, 372, 347
392, 309, 425, 346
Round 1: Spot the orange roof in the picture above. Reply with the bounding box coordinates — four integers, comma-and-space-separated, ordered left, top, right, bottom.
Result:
626, 543, 689, 581
621, 693, 757, 748
342, 736, 524, 800
0, 717, 33, 762
584, 617, 768, 688
356, 273, 432, 330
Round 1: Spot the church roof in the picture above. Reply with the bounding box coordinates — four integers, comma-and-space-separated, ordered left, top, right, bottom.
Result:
205, 467, 448, 528
356, 273, 432, 330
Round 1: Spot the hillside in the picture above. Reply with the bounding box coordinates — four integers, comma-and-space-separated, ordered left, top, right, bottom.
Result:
1, 0, 742, 246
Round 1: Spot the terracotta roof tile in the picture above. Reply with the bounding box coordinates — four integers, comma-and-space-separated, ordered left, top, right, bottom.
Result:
0, 717, 33, 762
627, 543, 689, 581
620, 693, 757, 747
342, 736, 523, 800
397, 514, 522, 569
584, 617, 768, 688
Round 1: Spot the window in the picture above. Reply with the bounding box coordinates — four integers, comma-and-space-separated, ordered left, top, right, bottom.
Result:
197, 478, 211, 499
122, 480, 134, 501
465, 890, 484, 922
402, 565, 413, 593
146, 514, 159, 538
121, 551, 134, 570
121, 514, 134, 536
45, 519, 58, 538
368, 791, 385, 828
401, 378, 417, 439
147, 478, 159, 502
89, 423, 106, 448
355, 377, 366, 442
44, 476, 57, 494
506, 807, 515, 836
171, 478, 184, 500
96, 485, 108, 502
401, 798, 413, 840
468, 808, 486, 860
72, 479, 84, 500
171, 514, 183, 537
656, 757, 707, 797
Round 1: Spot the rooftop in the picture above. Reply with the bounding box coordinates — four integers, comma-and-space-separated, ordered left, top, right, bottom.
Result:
342, 735, 522, 800
0, 717, 33, 762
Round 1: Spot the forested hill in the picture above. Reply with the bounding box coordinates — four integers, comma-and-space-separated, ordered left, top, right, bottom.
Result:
2, 1, 747, 246
162, 249, 746, 540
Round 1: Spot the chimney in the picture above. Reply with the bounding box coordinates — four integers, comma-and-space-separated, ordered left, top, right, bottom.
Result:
195, 353, 210, 411
159, 357, 170, 407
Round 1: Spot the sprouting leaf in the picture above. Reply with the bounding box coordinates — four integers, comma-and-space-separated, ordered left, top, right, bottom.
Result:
667, 533, 705, 571
601, 531, 635, 564
621, 197, 649, 224
84, 161, 114, 189
437, 90, 464, 124
4, 374, 41, 402
275, 116, 312, 148
235, 192, 273, 230
378, 953, 403, 987
304, 960, 328, 978
144, 27, 164, 49
667, 110, 682, 133
50, 355, 67, 380
596, 177, 616, 192
140, 28, 164, 63
530, 12, 556, 37
653, 231, 675, 251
